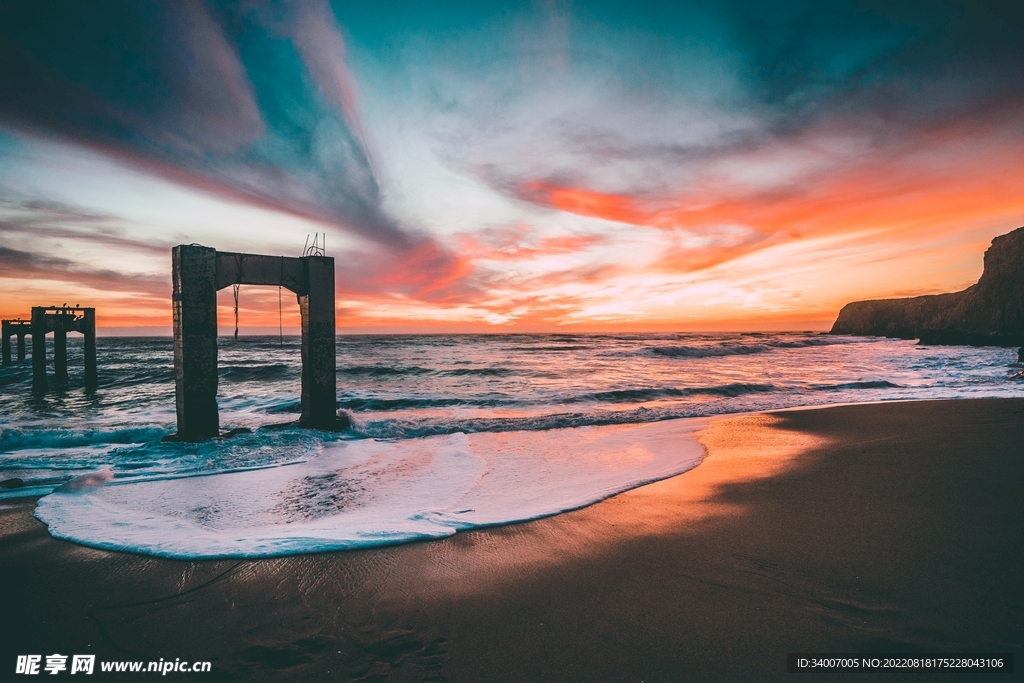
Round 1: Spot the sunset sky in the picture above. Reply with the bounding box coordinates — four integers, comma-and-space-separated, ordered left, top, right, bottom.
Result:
1, 0, 1022, 333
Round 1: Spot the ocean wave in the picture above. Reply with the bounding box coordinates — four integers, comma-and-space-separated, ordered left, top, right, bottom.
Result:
589, 333, 683, 341
334, 382, 778, 413
99, 367, 176, 388
340, 379, 913, 439
767, 337, 864, 348
811, 380, 902, 391
337, 365, 512, 378
571, 383, 779, 403
338, 365, 432, 377
335, 381, 780, 414
267, 401, 302, 414
35, 420, 705, 559
337, 396, 505, 411
650, 336, 864, 359
497, 345, 593, 352
0, 367, 32, 388
0, 426, 169, 453
345, 406, 703, 440
219, 364, 294, 382
445, 367, 513, 376
651, 343, 767, 358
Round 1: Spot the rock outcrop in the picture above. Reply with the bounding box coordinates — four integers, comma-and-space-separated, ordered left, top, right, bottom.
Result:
830, 226, 1024, 346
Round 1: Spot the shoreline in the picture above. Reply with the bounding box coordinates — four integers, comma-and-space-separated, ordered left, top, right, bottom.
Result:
2, 397, 1022, 681
3, 392, 1019, 507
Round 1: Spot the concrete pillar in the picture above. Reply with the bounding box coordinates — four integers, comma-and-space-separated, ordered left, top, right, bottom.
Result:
31, 307, 46, 391
299, 255, 337, 428
53, 320, 68, 383
1, 321, 9, 366
17, 333, 26, 362
83, 308, 97, 390
172, 245, 219, 439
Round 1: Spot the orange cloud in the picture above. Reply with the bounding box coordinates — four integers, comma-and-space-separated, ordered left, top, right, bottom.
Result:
456, 224, 605, 262
517, 124, 1024, 285
4, 116, 1023, 333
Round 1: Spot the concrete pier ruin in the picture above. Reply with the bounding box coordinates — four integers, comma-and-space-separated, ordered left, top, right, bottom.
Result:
172, 244, 340, 440
18, 306, 98, 391
1, 318, 31, 365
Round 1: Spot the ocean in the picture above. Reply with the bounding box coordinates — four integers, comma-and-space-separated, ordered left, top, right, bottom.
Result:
1, 333, 1021, 558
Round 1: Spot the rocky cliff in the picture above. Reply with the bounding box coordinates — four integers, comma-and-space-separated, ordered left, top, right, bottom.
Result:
830, 226, 1024, 346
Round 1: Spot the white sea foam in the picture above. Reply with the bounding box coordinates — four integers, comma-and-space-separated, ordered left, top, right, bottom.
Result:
34, 419, 705, 558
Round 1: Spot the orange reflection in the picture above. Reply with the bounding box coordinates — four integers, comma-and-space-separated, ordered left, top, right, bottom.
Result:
343, 414, 827, 598
613, 413, 827, 526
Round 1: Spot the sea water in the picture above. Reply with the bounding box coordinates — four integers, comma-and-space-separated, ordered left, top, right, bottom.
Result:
1, 333, 1021, 557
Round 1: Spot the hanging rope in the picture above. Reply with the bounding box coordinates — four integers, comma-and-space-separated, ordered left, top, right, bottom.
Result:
233, 283, 240, 340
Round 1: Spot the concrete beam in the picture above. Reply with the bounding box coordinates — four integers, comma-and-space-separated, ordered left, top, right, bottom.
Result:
173, 245, 220, 439
215, 252, 307, 293
1, 321, 8, 366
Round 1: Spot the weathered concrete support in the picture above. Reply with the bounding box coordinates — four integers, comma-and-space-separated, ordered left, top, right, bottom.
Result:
1, 321, 9, 366
19, 308, 94, 390
2, 322, 32, 365
83, 308, 97, 390
172, 245, 220, 440
31, 308, 46, 391
53, 324, 68, 383
299, 256, 337, 429
172, 245, 340, 440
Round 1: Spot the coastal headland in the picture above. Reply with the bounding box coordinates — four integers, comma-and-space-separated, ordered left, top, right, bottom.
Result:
2, 398, 1021, 681
831, 226, 1024, 346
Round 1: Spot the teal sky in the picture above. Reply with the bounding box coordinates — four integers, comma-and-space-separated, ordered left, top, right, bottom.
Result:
1, 1, 1022, 331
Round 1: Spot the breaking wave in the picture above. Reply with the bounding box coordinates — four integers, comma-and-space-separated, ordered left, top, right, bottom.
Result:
35, 420, 706, 558
571, 383, 779, 403
650, 336, 861, 359
220, 364, 294, 382
812, 380, 903, 391
0, 426, 169, 452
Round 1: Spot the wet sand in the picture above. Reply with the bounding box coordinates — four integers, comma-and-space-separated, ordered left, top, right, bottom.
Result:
2, 398, 1022, 681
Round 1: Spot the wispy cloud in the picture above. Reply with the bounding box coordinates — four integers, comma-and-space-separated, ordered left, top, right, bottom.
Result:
0, 245, 166, 295
0, 0, 457, 255
0, 199, 172, 257
1, 0, 1022, 329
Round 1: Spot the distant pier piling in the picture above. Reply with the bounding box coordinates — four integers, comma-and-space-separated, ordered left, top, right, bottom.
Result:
171, 244, 339, 440
1, 319, 31, 366
15, 306, 99, 391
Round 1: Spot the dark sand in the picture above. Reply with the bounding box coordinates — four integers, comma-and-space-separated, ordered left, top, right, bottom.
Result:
2, 398, 1022, 681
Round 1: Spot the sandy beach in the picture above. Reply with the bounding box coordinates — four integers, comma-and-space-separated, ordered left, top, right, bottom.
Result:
2, 397, 1021, 681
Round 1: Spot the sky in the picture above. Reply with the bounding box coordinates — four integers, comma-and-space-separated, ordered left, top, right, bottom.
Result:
0, 0, 1022, 333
